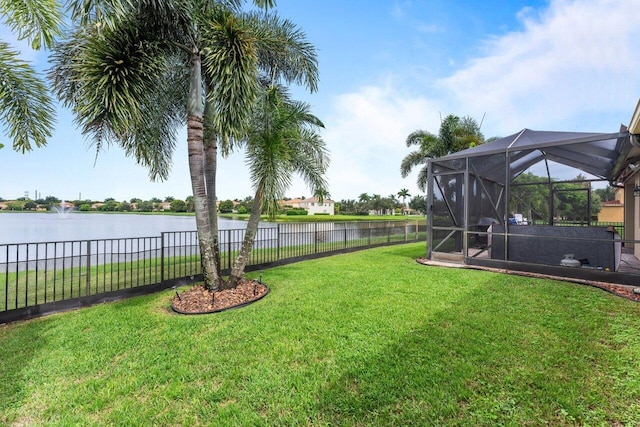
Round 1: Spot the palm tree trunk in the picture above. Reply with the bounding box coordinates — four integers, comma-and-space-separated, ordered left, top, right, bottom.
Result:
227, 186, 263, 288
203, 91, 222, 279
187, 53, 222, 290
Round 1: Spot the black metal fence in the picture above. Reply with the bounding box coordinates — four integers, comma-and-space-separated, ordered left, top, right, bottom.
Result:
1, 220, 424, 323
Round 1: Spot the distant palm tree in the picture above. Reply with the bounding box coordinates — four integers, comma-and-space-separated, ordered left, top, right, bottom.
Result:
401, 115, 486, 192
227, 84, 329, 287
358, 193, 371, 203
397, 188, 410, 207
314, 189, 331, 204
0, 0, 61, 152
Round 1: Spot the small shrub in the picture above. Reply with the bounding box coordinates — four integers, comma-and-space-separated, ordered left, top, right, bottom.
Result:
285, 209, 308, 216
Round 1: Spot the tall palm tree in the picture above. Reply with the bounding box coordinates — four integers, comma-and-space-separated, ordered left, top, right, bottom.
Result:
400, 115, 486, 192
397, 188, 410, 207
0, 0, 61, 152
227, 84, 329, 287
51, 1, 318, 290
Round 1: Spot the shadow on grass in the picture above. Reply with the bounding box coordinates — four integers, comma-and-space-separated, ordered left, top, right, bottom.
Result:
0, 318, 51, 424
313, 276, 637, 425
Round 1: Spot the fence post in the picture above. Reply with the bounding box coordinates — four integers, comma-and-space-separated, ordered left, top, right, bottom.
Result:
160, 232, 165, 284
227, 230, 232, 271
85, 241, 91, 296
344, 226, 347, 249
314, 222, 318, 254
277, 224, 281, 260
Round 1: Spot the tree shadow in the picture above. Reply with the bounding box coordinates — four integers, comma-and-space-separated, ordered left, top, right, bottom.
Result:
312, 280, 627, 425
0, 317, 51, 424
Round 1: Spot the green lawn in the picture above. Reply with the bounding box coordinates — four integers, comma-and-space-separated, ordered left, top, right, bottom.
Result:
1, 243, 639, 426
220, 213, 426, 222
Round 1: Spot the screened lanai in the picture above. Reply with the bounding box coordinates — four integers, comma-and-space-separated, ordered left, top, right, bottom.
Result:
426, 124, 640, 285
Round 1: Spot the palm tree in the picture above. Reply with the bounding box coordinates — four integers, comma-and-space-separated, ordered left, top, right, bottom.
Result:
51, 1, 318, 290
227, 84, 329, 287
397, 188, 410, 209
358, 193, 371, 203
0, 0, 61, 152
400, 115, 486, 192
313, 188, 331, 204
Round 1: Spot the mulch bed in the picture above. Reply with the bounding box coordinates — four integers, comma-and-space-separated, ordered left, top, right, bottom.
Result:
417, 258, 640, 302
593, 282, 640, 302
172, 280, 269, 314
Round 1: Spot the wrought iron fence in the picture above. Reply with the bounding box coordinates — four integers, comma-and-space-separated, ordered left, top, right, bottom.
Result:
1, 220, 425, 322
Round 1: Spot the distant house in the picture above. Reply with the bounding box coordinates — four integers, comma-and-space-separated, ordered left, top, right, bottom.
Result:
281, 197, 335, 215
597, 187, 624, 223
158, 202, 171, 211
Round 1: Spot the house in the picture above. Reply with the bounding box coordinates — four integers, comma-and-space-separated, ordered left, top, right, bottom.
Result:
280, 197, 335, 215
619, 99, 640, 256
597, 187, 624, 223
157, 201, 172, 211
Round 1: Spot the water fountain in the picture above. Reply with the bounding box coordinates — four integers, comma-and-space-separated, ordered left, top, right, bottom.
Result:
52, 201, 73, 217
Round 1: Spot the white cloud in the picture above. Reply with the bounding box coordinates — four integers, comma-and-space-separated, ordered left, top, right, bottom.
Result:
304, 0, 640, 202
316, 82, 441, 200
439, 0, 640, 135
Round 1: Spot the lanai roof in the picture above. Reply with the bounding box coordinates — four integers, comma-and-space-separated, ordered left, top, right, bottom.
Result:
431, 128, 631, 185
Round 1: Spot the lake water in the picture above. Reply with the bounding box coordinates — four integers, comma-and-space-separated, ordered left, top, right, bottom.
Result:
0, 212, 269, 244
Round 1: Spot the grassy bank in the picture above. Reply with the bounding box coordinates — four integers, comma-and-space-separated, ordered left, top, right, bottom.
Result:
1, 242, 639, 425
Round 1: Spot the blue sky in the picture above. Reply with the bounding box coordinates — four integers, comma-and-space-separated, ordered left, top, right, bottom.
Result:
1, 0, 639, 203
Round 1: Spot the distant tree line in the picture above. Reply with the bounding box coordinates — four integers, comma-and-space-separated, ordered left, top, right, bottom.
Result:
2, 192, 431, 216
510, 172, 613, 223
336, 191, 426, 216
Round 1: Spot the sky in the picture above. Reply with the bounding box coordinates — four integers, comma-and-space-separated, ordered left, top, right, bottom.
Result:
1, 0, 639, 203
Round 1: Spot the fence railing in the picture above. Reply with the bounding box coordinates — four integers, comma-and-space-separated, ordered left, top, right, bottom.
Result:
1, 220, 425, 322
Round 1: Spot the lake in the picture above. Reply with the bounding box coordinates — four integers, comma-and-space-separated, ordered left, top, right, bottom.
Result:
0, 212, 269, 244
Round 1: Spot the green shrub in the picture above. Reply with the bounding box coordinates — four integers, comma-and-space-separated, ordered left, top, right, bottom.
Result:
285, 209, 308, 216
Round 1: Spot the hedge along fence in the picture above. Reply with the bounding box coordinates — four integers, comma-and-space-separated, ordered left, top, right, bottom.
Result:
0, 220, 425, 323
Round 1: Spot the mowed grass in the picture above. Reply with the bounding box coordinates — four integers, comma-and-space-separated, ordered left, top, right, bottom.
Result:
1, 243, 639, 426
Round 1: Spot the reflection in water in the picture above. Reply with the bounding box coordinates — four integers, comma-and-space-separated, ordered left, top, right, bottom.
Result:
0, 213, 267, 244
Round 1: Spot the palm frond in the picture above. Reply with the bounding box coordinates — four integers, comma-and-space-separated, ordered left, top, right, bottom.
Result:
400, 150, 428, 178
202, 8, 260, 142
121, 61, 188, 180
247, 12, 319, 92
0, 42, 55, 152
405, 129, 436, 148
50, 23, 172, 150
416, 166, 429, 192
1, 0, 62, 49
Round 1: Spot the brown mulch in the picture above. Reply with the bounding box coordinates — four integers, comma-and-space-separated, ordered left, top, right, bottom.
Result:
594, 282, 640, 302
172, 280, 269, 314
417, 258, 640, 302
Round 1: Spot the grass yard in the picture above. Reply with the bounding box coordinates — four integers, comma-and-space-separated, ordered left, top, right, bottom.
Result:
1, 242, 639, 426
